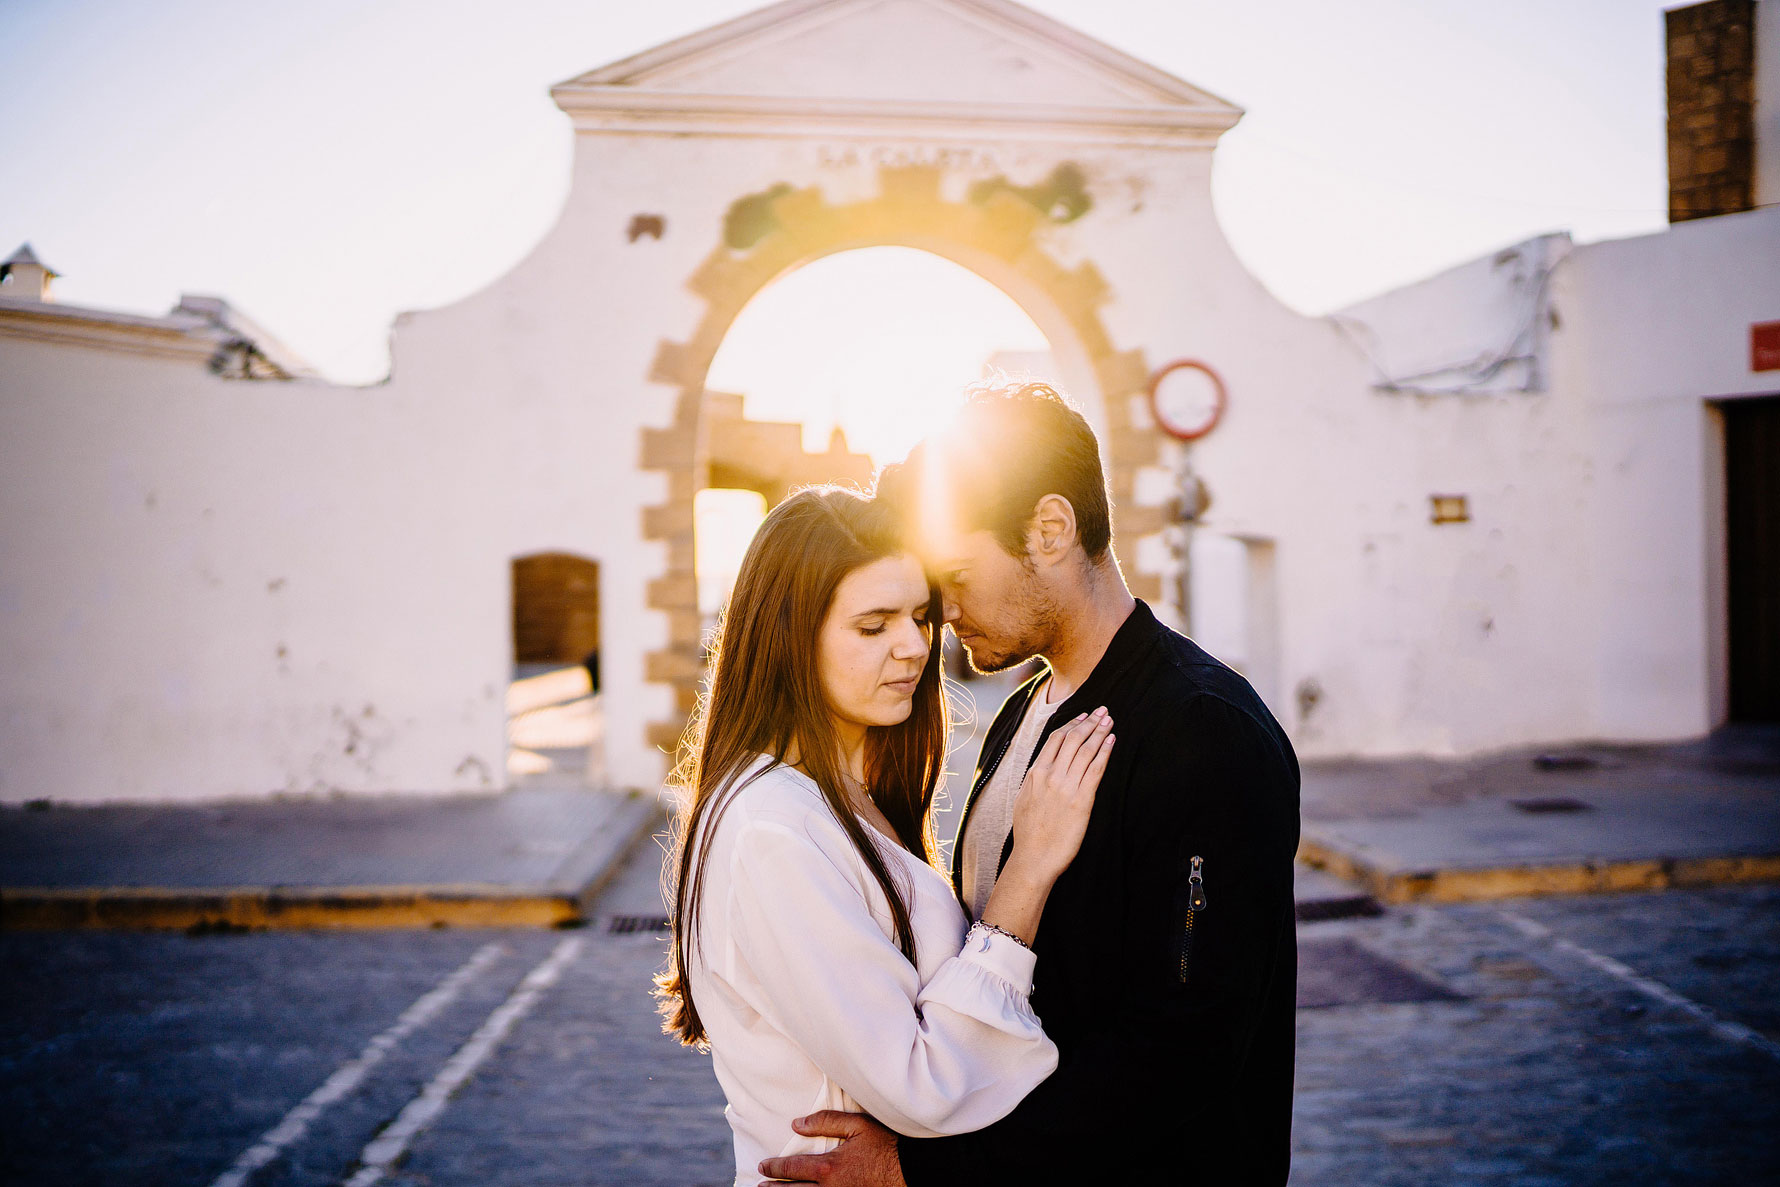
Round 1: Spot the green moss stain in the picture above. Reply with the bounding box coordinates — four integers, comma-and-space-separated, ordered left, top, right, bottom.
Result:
723, 183, 795, 250
969, 162, 1092, 224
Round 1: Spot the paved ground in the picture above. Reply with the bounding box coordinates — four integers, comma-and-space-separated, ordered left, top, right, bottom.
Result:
5, 839, 1777, 1186
1292, 886, 1780, 1186
0, 787, 642, 892
1297, 725, 1780, 902
1, 838, 730, 1187
1299, 725, 1780, 825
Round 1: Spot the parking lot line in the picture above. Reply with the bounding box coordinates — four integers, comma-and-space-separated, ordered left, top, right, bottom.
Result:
344, 935, 585, 1187
1499, 911, 1780, 1062
207, 941, 505, 1187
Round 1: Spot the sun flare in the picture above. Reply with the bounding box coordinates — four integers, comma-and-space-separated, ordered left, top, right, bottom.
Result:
705, 247, 1050, 467
695, 247, 1053, 611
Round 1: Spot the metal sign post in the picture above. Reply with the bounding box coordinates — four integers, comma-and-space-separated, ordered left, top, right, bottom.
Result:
1147, 360, 1227, 638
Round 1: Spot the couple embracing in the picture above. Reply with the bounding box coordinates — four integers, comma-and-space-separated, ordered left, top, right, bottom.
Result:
657, 382, 1301, 1186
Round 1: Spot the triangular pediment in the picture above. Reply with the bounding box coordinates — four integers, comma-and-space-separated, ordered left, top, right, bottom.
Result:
557, 0, 1240, 120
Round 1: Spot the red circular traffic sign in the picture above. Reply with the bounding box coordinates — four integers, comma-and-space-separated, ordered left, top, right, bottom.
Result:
1147, 360, 1227, 441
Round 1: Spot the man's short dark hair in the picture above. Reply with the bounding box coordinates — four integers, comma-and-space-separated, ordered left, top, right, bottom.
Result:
883, 380, 1113, 562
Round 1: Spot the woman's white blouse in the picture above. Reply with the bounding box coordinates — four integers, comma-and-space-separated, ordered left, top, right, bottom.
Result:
686, 756, 1057, 1184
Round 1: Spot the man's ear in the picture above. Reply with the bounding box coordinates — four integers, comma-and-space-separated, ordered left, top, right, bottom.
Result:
1027, 494, 1078, 567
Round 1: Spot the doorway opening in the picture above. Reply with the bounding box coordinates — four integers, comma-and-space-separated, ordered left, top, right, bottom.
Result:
1189, 533, 1283, 716
509, 551, 603, 785
695, 487, 769, 619
1722, 394, 1780, 723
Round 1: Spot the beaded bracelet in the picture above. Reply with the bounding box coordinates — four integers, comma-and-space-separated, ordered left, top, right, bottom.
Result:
967, 920, 1032, 953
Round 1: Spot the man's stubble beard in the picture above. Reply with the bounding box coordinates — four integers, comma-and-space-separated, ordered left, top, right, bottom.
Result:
960, 560, 1064, 676
961, 639, 1033, 675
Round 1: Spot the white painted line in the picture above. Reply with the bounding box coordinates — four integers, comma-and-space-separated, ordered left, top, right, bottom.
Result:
1499, 911, 1780, 1063
344, 936, 585, 1187
208, 942, 505, 1187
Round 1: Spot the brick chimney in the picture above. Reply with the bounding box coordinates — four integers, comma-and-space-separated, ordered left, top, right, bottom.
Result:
1665, 0, 1772, 221
0, 243, 57, 301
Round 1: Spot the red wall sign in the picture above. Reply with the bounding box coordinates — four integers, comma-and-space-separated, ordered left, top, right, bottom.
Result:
1753, 320, 1780, 372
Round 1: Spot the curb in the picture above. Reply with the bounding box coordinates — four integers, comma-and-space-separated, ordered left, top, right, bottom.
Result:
1292, 860, 1383, 922
1298, 836, 1780, 905
549, 792, 669, 917
0, 793, 668, 932
1294, 891, 1384, 922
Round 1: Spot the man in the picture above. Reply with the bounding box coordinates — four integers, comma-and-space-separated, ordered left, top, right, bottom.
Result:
759, 381, 1300, 1186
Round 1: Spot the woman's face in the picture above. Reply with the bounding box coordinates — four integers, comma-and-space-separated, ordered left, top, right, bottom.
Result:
817, 553, 933, 735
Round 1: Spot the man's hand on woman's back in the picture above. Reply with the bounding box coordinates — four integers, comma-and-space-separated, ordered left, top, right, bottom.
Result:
757, 1111, 904, 1186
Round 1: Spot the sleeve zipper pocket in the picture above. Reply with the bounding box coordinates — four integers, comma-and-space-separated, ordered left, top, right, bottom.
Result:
1178, 855, 1207, 983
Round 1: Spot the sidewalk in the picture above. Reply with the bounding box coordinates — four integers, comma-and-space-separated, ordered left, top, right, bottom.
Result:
5, 726, 1774, 930
0, 785, 664, 930
1297, 725, 1780, 904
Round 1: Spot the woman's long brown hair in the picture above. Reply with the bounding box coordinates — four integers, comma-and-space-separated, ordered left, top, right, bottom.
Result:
655, 486, 948, 1047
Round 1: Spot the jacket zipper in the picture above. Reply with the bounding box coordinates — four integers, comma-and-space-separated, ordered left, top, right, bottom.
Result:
1179, 855, 1207, 983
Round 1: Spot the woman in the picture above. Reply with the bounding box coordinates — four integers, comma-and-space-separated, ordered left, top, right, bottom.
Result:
655, 486, 1114, 1184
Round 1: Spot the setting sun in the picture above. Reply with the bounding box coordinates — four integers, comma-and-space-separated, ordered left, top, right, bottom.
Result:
695, 247, 1054, 612
705, 246, 1051, 468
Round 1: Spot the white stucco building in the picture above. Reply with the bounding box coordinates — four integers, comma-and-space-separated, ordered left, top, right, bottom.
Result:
2, 0, 1777, 803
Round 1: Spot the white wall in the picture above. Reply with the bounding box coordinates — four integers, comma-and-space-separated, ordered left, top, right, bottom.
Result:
1242, 233, 1599, 758
0, 338, 510, 802
1558, 205, 1780, 738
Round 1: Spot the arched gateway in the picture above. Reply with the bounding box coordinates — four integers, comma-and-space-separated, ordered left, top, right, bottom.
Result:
636, 166, 1178, 751
497, 0, 1280, 780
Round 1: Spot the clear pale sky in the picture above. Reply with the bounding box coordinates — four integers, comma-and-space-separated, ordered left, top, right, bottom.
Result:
1, 0, 1676, 395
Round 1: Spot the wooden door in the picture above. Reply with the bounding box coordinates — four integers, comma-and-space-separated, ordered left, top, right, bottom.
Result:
512, 553, 601, 668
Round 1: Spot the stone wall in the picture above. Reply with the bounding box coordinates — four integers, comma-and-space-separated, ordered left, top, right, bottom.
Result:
1668, 0, 1758, 221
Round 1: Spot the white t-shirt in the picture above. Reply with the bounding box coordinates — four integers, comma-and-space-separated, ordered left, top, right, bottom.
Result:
687, 755, 1058, 1186
961, 678, 1061, 920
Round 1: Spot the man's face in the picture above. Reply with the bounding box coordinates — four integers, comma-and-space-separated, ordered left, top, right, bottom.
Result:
926, 524, 1058, 674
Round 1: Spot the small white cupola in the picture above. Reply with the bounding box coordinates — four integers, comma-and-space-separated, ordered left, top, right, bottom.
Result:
0, 243, 58, 302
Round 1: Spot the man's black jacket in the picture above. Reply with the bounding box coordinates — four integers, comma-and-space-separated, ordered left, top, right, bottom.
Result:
898, 599, 1300, 1186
